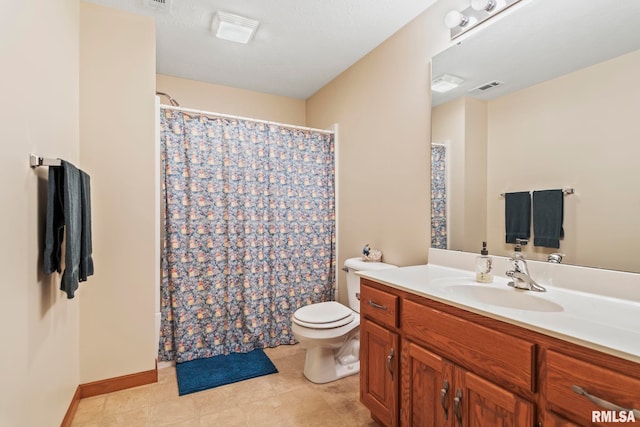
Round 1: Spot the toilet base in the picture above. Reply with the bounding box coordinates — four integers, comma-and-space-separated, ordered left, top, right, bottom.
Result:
302, 336, 360, 384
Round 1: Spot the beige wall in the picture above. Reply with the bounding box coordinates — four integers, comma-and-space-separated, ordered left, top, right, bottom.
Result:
463, 98, 488, 252
487, 49, 640, 272
0, 1, 81, 426
432, 97, 488, 253
305, 1, 454, 303
79, 2, 157, 382
156, 74, 306, 125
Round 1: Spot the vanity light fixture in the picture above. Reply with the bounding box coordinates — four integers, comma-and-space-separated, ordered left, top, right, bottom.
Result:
211, 11, 259, 44
431, 74, 464, 93
445, 0, 521, 39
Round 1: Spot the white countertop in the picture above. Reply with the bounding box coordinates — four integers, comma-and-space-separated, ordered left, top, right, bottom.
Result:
357, 263, 640, 363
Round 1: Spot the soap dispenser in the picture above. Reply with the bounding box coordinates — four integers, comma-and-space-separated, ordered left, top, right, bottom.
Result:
475, 241, 493, 283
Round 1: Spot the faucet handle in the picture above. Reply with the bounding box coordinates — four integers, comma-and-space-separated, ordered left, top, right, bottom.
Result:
515, 239, 528, 246
547, 253, 565, 264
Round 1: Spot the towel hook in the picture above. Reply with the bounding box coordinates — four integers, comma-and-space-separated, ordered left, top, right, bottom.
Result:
30, 154, 62, 168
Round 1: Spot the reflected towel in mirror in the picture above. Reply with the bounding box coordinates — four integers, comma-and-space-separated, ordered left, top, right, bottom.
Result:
505, 191, 531, 244
533, 189, 564, 249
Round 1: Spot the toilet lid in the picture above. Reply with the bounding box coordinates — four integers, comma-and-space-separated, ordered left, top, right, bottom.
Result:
293, 302, 355, 329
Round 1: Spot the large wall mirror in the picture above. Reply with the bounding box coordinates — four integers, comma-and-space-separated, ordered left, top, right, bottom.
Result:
431, 0, 640, 273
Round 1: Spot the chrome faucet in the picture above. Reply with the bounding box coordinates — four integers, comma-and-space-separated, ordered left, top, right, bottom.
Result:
506, 240, 546, 292
547, 253, 565, 264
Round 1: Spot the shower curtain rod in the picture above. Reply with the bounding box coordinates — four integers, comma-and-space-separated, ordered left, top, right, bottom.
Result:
160, 104, 334, 135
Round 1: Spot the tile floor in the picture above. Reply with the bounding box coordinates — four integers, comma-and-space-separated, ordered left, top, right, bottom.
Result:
71, 344, 378, 426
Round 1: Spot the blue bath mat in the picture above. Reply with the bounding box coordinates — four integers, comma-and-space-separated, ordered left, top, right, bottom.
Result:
175, 349, 278, 396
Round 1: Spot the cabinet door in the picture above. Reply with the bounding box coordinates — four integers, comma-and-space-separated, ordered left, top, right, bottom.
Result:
401, 340, 454, 427
542, 411, 581, 427
361, 318, 399, 427
459, 370, 534, 427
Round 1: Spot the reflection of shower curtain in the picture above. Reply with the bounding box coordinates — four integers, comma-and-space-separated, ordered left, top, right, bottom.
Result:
431, 144, 447, 249
158, 110, 335, 363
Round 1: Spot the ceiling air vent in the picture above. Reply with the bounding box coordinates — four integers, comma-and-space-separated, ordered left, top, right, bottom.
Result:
144, 0, 170, 12
469, 80, 504, 93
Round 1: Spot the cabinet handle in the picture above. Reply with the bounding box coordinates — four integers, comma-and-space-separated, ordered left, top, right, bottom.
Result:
367, 300, 388, 310
453, 388, 463, 427
571, 385, 640, 418
440, 379, 450, 420
386, 348, 394, 380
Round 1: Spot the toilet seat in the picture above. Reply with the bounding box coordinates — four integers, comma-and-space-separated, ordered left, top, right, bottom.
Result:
291, 313, 360, 340
293, 301, 355, 329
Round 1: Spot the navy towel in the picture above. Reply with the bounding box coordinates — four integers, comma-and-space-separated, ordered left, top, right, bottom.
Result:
43, 160, 94, 298
505, 191, 531, 244
44, 165, 65, 274
79, 170, 94, 282
533, 190, 564, 249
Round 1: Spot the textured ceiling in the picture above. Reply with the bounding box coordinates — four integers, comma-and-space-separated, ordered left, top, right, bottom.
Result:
85, 0, 439, 99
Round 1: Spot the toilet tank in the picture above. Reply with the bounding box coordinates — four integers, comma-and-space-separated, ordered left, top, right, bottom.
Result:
343, 257, 397, 313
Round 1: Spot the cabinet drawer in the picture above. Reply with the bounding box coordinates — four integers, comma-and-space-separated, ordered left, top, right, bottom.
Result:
545, 350, 640, 425
402, 299, 535, 393
360, 282, 398, 329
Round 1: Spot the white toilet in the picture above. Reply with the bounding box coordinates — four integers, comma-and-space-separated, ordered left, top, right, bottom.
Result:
291, 257, 397, 383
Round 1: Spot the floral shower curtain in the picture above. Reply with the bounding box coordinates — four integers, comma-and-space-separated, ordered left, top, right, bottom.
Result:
158, 110, 335, 363
431, 144, 447, 249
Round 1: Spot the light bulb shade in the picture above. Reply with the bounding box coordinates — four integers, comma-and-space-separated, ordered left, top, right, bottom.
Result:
471, 0, 497, 11
444, 10, 469, 29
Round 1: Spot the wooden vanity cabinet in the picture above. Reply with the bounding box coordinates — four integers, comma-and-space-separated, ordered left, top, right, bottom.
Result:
401, 336, 534, 427
402, 299, 535, 395
361, 318, 399, 427
460, 369, 534, 427
359, 278, 640, 427
401, 340, 451, 426
543, 349, 640, 426
541, 411, 581, 427
401, 295, 537, 426
361, 279, 535, 427
360, 283, 400, 427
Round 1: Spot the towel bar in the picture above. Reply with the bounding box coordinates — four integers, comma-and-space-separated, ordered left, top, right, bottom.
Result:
500, 188, 574, 198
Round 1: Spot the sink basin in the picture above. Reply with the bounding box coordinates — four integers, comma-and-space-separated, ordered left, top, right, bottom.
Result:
446, 284, 564, 312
